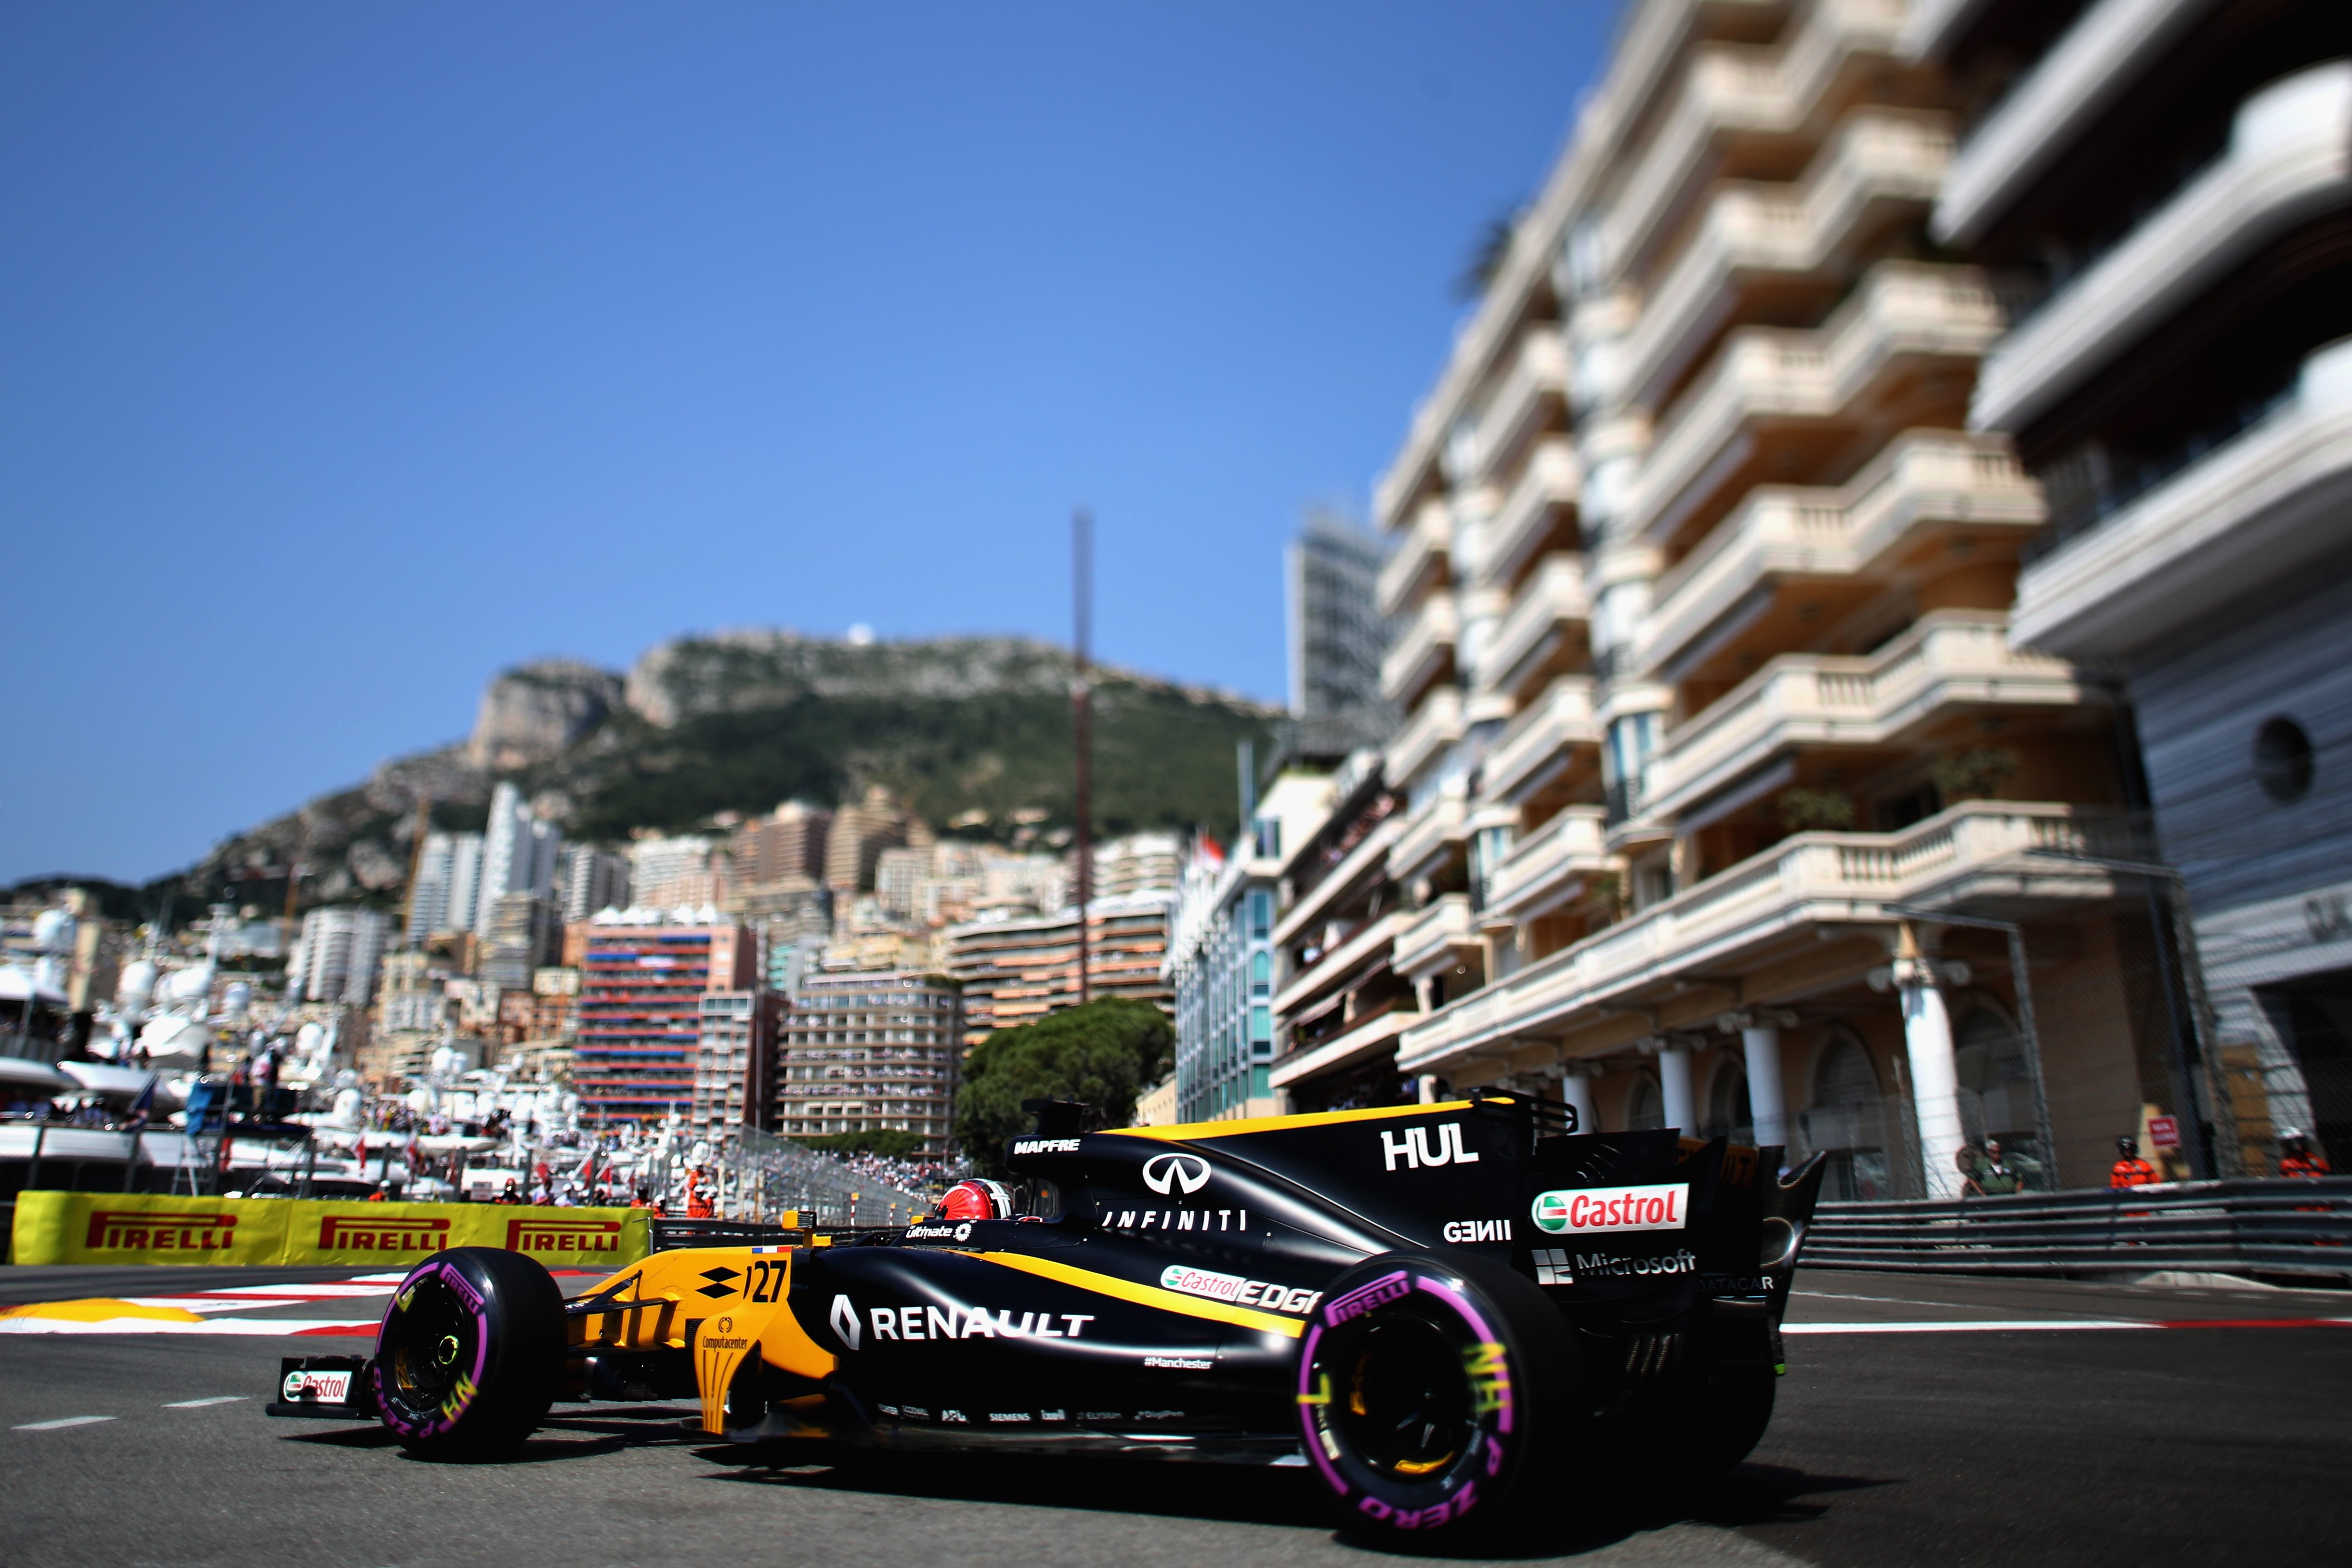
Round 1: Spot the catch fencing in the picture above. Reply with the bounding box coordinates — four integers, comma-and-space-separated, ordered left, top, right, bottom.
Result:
673, 1126, 935, 1230
1803, 1177, 2352, 1281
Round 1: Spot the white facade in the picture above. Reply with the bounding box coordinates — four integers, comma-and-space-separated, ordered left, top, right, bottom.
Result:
291, 906, 393, 1006
406, 831, 485, 941
474, 783, 562, 940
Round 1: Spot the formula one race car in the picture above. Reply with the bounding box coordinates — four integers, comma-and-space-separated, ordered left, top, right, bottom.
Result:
269, 1095, 1823, 1544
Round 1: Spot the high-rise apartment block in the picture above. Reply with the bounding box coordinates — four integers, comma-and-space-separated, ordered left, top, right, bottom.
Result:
628, 835, 720, 912
479, 891, 559, 989
1264, 0, 2231, 1202
573, 914, 758, 1123
291, 906, 393, 1006
775, 973, 960, 1152
731, 801, 833, 885
947, 890, 1176, 1046
1081, 831, 1185, 902
406, 831, 485, 942
474, 782, 562, 941
825, 786, 921, 893
1287, 511, 1398, 758
1924, 0, 2352, 1173
557, 845, 632, 923
693, 989, 784, 1146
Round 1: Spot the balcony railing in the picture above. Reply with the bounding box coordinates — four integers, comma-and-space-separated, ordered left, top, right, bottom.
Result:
1484, 806, 1613, 925
1638, 431, 2041, 678
1388, 790, 1471, 885
1625, 262, 2004, 546
1481, 436, 1581, 590
1383, 687, 1465, 794
1477, 552, 1591, 697
1399, 800, 2121, 1074
1482, 676, 1600, 804
1620, 109, 1952, 413
1598, 0, 1908, 285
1461, 327, 1568, 487
1377, 499, 1452, 619
1379, 590, 1459, 706
1392, 893, 1477, 983
1272, 910, 1405, 1018
1642, 611, 2085, 821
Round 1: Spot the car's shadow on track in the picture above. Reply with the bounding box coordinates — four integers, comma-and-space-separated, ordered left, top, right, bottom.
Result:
695, 1442, 1893, 1560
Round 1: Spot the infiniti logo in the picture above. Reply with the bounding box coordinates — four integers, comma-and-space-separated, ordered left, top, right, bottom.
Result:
1141, 1153, 1210, 1196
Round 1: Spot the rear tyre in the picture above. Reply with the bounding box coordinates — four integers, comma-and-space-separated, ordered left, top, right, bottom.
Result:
374, 1247, 564, 1459
1297, 1251, 1584, 1546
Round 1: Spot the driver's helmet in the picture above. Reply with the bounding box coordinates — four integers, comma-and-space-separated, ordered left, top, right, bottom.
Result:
937, 1178, 1014, 1223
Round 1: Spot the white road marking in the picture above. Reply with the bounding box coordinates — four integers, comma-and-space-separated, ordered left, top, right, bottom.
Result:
14, 1415, 118, 1431
163, 1397, 248, 1408
0, 1318, 379, 1337
1786, 1317, 2352, 1333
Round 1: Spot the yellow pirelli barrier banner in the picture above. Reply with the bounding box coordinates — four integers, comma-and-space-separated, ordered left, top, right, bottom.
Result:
10, 1191, 651, 1270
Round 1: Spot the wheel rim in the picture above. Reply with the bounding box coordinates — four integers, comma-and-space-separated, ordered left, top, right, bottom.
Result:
384, 1275, 479, 1418
1333, 1316, 1475, 1480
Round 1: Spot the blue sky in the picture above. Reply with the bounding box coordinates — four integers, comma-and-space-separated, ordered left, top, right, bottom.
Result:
1, 1, 1611, 884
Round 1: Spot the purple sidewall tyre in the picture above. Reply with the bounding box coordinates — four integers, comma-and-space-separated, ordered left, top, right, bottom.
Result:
374, 1246, 564, 1458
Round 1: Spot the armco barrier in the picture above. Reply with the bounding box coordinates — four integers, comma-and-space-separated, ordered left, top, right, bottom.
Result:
8, 1190, 651, 1270
1802, 1177, 2352, 1281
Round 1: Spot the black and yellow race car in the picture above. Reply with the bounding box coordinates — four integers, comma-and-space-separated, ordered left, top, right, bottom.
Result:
269, 1095, 1824, 1544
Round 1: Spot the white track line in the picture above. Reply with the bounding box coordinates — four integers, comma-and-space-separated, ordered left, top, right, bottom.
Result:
14, 1415, 118, 1431
1786, 1317, 2352, 1333
163, 1397, 248, 1408
0, 1318, 379, 1337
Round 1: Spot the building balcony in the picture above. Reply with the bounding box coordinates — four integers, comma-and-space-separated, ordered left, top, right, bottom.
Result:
1477, 553, 1591, 699
1392, 893, 1479, 984
1482, 675, 1601, 804
1484, 806, 1613, 926
1273, 814, 1403, 950
1970, 63, 2352, 438
1931, 0, 2212, 249
1398, 799, 2122, 1077
1377, 498, 1452, 619
2011, 337, 2352, 661
1388, 789, 1470, 886
1626, 261, 2004, 548
1619, 108, 1952, 414
1270, 1004, 1415, 1093
1638, 431, 2042, 678
1599, 0, 1909, 286
1460, 327, 1569, 488
1479, 436, 1581, 591
1380, 590, 1460, 707
1273, 909, 1406, 1018
1383, 686, 1465, 795
1642, 610, 2086, 823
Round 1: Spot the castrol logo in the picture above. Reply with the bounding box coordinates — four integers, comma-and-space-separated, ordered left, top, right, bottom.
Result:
1530, 1182, 1688, 1235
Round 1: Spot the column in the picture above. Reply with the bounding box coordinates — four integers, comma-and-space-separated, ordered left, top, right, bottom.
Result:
1559, 1067, 1597, 1136
1728, 1011, 1791, 1150
1895, 947, 1967, 1201
1657, 1043, 1695, 1136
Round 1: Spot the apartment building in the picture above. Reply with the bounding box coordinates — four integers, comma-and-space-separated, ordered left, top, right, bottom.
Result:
628, 835, 721, 912
1168, 773, 1337, 1123
479, 891, 557, 989
405, 831, 485, 942
1268, 753, 1416, 1113
1325, 0, 2191, 1200
556, 845, 631, 923
573, 913, 757, 1123
692, 989, 784, 1146
774, 973, 960, 1153
474, 782, 562, 941
946, 891, 1176, 1046
290, 906, 393, 1006
1922, 0, 2352, 1173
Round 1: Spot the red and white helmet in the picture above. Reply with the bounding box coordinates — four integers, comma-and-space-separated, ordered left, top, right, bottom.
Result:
937, 1178, 1014, 1223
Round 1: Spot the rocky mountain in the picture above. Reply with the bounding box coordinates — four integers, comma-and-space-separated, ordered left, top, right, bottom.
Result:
142, 632, 1277, 919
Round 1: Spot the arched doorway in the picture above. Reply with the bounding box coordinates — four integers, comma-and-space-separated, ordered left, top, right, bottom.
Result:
1625, 1073, 1664, 1130
1802, 1032, 1892, 1200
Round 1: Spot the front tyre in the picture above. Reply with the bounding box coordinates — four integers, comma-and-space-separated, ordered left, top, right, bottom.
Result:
1297, 1251, 1583, 1544
374, 1247, 564, 1458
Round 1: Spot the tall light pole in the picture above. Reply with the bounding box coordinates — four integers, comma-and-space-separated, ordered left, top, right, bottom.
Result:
1073, 507, 1093, 1007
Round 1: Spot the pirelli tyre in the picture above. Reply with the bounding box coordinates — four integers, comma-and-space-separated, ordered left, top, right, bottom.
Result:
1297, 1251, 1583, 1544
373, 1247, 564, 1458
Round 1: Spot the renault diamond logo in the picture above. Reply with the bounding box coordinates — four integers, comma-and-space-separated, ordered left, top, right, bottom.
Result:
828, 1294, 862, 1352
696, 1267, 741, 1299
1142, 1154, 1210, 1196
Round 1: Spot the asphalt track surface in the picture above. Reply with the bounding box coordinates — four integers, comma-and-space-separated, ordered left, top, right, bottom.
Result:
2, 1266, 2347, 1567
